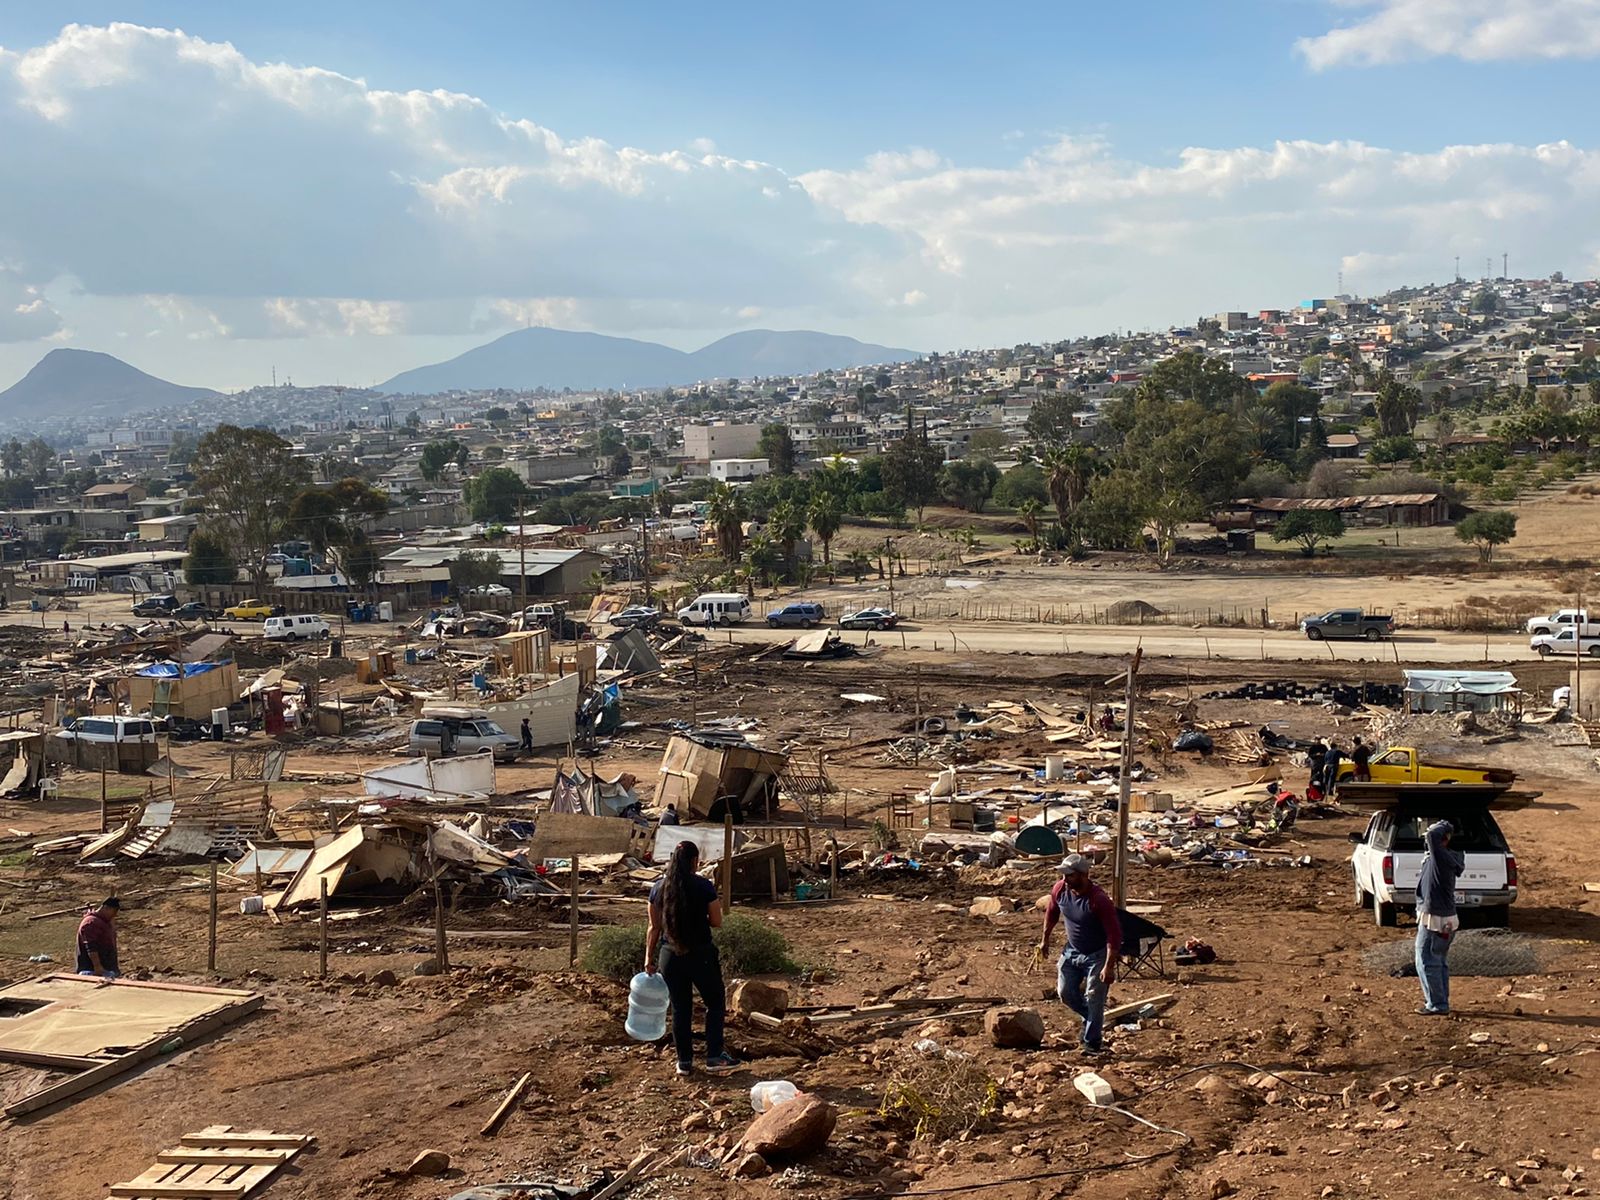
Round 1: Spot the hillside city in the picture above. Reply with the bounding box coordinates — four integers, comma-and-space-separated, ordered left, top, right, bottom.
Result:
0, 270, 1592, 597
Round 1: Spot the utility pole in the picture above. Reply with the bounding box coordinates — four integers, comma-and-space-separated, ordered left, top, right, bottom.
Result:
517, 481, 528, 610
1110, 645, 1143, 909
640, 505, 652, 605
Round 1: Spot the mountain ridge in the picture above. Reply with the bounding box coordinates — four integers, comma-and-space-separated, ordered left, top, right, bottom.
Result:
378, 326, 919, 394
0, 348, 218, 418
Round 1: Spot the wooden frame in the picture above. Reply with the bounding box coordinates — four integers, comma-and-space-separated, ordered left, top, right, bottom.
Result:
105, 1125, 313, 1199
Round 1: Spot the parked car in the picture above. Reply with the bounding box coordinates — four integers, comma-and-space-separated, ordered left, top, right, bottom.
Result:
57, 716, 162, 745
408, 711, 520, 762
131, 594, 179, 617
676, 592, 753, 626
263, 614, 331, 641
1344, 746, 1515, 787
1530, 628, 1600, 658
1350, 802, 1517, 927
767, 602, 825, 629
839, 607, 899, 631
172, 601, 217, 621
609, 605, 662, 630
1299, 609, 1395, 641
223, 599, 278, 619
469, 584, 512, 598
1525, 607, 1600, 638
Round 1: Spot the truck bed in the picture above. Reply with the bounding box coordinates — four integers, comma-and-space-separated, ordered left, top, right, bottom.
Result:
1336, 781, 1538, 810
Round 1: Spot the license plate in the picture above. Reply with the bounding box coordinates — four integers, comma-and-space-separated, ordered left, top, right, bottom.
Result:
1455, 893, 1480, 906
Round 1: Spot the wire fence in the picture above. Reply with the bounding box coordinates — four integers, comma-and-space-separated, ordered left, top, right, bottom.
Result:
1362, 927, 1550, 978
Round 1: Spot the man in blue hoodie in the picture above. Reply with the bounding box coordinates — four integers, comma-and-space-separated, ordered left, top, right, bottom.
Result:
1415, 819, 1464, 1015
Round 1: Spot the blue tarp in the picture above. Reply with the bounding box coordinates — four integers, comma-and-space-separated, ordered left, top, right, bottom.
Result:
135, 661, 223, 679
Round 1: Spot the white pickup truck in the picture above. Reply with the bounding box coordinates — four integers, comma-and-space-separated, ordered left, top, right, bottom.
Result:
1526, 608, 1600, 638
1349, 805, 1517, 927
1530, 627, 1600, 657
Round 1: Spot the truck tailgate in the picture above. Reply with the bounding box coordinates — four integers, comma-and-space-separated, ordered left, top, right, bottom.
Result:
1393, 851, 1507, 900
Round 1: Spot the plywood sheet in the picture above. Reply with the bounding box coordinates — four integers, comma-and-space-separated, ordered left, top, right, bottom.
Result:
0, 975, 257, 1060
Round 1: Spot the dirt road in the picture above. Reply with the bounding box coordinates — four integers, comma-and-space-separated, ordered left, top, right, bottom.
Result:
720, 620, 1541, 665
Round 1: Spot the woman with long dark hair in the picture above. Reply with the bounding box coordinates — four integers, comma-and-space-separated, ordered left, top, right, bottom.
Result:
646, 839, 734, 1076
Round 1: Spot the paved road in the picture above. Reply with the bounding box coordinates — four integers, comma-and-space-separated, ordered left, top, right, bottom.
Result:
709, 620, 1540, 665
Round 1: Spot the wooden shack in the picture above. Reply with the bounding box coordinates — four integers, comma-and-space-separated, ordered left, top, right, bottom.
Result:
654, 734, 790, 821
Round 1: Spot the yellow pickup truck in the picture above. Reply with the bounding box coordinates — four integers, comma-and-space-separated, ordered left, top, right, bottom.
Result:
1350, 746, 1515, 787
222, 598, 276, 620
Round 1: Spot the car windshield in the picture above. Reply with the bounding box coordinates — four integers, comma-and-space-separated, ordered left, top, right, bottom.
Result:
1391, 808, 1508, 853
480, 721, 508, 736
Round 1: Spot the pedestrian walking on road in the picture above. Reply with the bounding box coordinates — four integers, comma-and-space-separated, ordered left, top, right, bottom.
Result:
1415, 820, 1464, 1015
1039, 854, 1122, 1056
647, 840, 737, 1076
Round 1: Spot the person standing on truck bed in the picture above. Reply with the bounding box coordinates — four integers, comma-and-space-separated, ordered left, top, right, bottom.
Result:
1415, 819, 1464, 1016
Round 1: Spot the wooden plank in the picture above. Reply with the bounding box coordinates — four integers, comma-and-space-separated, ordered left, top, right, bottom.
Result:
109, 1177, 256, 1198
480, 1071, 533, 1137
156, 1150, 294, 1166
175, 1133, 308, 1149
0, 1048, 114, 1070
6, 995, 264, 1118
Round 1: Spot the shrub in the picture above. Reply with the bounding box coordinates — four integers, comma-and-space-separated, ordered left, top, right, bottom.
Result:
579, 912, 797, 983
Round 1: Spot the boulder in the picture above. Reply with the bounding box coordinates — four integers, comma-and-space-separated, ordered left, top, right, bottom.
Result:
412, 958, 442, 977
732, 978, 790, 1019
369, 969, 398, 988
406, 1149, 451, 1177
732, 1152, 771, 1178
985, 1006, 1045, 1049
740, 1092, 837, 1161
969, 896, 1017, 918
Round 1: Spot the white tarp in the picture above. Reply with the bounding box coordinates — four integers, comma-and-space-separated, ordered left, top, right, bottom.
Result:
1403, 670, 1518, 696
482, 673, 580, 750
652, 824, 748, 866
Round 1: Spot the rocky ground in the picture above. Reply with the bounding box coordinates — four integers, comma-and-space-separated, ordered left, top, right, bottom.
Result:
0, 648, 1597, 1200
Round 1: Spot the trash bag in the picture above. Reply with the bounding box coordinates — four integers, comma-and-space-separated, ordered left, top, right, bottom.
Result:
1172, 729, 1214, 753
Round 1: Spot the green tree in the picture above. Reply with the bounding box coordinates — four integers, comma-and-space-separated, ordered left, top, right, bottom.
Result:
288, 478, 389, 578
768, 500, 806, 574
1270, 509, 1347, 557
1470, 289, 1499, 315
341, 528, 382, 589
808, 492, 842, 565
448, 549, 504, 595
609, 447, 633, 477
484, 406, 511, 423
464, 466, 526, 523
23, 438, 55, 482
1455, 511, 1517, 562
0, 439, 24, 478
742, 532, 782, 587
418, 439, 461, 482
191, 424, 312, 590
939, 457, 1000, 513
1042, 444, 1102, 532
183, 527, 238, 585
1023, 393, 1083, 449
759, 424, 796, 476
706, 482, 746, 560
882, 411, 943, 521
992, 463, 1048, 509
1373, 372, 1423, 438
967, 427, 1007, 454
1017, 497, 1042, 541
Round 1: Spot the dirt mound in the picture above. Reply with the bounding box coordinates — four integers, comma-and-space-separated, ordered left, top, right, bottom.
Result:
1106, 599, 1164, 622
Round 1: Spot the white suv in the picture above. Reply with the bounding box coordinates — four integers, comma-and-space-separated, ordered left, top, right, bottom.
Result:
1349, 805, 1517, 927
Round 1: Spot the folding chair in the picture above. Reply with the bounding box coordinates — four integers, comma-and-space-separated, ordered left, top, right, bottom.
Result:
1117, 908, 1172, 979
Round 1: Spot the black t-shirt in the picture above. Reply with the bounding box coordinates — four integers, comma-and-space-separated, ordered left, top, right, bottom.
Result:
1352, 744, 1371, 767
650, 875, 718, 952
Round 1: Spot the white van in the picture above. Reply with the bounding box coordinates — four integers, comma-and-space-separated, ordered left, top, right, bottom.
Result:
57, 716, 161, 745
676, 592, 753, 626
409, 708, 521, 762
263, 614, 331, 641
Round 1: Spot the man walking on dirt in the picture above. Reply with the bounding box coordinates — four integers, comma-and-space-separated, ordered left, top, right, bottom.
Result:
76, 897, 121, 979
1039, 855, 1121, 1055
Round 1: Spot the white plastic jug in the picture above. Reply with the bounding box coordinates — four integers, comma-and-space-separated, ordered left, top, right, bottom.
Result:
625, 971, 670, 1041
750, 1080, 799, 1113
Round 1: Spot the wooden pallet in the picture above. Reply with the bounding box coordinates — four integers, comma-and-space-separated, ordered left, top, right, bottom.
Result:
106, 1126, 313, 1199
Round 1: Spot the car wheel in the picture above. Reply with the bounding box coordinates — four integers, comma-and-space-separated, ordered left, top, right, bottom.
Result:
767, 618, 779, 628
1588, 645, 1600, 658
1306, 628, 1323, 640
1374, 899, 1397, 928
1364, 627, 1381, 641
1538, 646, 1551, 657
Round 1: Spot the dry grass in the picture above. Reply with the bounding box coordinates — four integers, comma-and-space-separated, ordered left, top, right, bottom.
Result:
879, 1048, 1000, 1140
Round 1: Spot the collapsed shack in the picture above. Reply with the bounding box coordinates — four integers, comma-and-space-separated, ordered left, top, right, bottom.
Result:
124, 660, 240, 721
655, 732, 792, 822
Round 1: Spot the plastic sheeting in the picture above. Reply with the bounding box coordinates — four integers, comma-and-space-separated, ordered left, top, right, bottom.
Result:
135, 660, 223, 678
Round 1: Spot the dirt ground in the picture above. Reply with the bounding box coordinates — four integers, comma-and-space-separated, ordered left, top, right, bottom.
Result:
1, 645, 1597, 1200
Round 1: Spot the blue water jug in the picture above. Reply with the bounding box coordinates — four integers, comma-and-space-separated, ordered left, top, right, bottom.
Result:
625, 971, 669, 1041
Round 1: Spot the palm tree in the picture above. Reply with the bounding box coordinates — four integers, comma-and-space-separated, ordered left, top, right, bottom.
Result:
743, 533, 781, 587
845, 549, 872, 583
769, 500, 806, 576
706, 483, 746, 561
807, 494, 843, 565
1017, 498, 1042, 541
1043, 445, 1100, 527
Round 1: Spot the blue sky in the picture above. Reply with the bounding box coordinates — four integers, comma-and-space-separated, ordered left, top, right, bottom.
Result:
1, 2, 1598, 390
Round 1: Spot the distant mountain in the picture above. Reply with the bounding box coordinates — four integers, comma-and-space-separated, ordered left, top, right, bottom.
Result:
378, 327, 919, 394
0, 349, 218, 418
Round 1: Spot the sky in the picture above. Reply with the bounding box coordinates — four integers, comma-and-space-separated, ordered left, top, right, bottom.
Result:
2, 0, 1599, 392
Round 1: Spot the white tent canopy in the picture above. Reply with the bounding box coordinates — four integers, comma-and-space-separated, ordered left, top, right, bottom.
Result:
1403, 670, 1519, 713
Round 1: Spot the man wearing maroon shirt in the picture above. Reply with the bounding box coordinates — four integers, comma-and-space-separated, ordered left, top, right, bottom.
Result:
75, 897, 121, 978
1039, 855, 1121, 1055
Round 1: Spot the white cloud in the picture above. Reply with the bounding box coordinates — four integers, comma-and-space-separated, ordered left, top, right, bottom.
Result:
1298, 0, 1600, 69
0, 268, 63, 341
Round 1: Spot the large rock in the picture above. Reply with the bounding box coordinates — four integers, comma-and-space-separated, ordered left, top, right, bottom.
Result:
740, 1092, 837, 1161
985, 1006, 1045, 1049
732, 978, 790, 1018
969, 896, 1017, 917
406, 1149, 451, 1177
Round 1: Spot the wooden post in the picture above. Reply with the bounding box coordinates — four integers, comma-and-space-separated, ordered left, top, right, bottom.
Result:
207, 861, 218, 973
767, 857, 778, 903
99, 760, 108, 834
568, 856, 580, 966
318, 878, 329, 980
434, 871, 450, 973
1112, 647, 1143, 909
829, 836, 839, 898
721, 813, 735, 905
